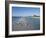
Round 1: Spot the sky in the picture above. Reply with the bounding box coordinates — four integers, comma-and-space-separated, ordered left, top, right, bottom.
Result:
12, 7, 40, 16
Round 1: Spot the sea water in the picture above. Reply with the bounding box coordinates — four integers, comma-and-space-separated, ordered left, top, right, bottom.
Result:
12, 16, 40, 31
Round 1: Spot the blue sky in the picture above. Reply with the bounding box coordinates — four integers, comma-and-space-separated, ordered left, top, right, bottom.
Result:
12, 7, 40, 16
